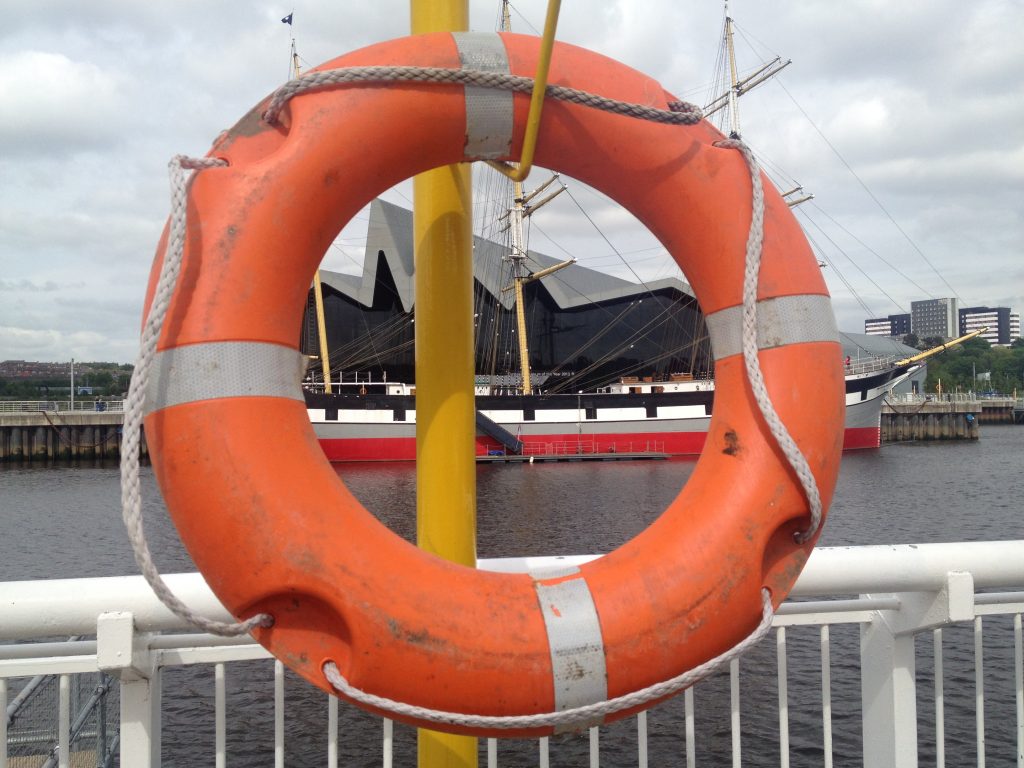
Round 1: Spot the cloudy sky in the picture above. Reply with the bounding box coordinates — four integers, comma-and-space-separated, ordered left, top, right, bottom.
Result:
2, 0, 1021, 363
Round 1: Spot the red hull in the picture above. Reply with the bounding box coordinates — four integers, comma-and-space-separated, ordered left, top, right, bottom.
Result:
318, 431, 709, 462
319, 425, 880, 462
841, 426, 881, 451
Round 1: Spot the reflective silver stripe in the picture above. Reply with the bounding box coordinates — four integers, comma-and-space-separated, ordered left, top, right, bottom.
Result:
144, 341, 307, 416
705, 294, 839, 361
453, 32, 512, 160
535, 577, 608, 732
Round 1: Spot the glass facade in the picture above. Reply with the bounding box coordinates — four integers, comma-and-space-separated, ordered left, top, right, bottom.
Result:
303, 266, 710, 392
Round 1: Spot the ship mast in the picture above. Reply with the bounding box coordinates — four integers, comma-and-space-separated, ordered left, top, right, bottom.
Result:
707, 3, 806, 206
724, 5, 741, 139
500, 1, 572, 394
291, 34, 335, 393
502, 0, 533, 394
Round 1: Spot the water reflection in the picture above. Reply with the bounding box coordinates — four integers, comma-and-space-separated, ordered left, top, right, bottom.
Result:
339, 458, 695, 557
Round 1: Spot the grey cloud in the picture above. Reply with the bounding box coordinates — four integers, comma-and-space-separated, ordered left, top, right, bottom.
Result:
0, 279, 62, 292
0, 0, 1020, 363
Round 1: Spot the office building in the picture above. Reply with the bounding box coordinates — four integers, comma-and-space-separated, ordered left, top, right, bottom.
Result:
911, 298, 959, 340
959, 306, 1021, 346
864, 313, 911, 338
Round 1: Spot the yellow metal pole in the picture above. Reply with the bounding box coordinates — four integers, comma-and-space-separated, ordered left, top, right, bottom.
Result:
411, 2, 477, 767
485, 0, 561, 183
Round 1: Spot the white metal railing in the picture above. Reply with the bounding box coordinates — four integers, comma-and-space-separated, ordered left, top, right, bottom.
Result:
518, 439, 667, 456
885, 392, 1016, 406
0, 400, 125, 414
2, 542, 1023, 767
845, 355, 900, 376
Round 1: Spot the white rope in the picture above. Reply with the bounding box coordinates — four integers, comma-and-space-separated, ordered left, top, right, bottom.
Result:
323, 589, 773, 731
714, 138, 824, 543
119, 155, 272, 637
262, 66, 703, 128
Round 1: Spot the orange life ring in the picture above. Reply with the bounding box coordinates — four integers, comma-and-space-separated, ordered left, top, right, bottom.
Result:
143, 32, 843, 737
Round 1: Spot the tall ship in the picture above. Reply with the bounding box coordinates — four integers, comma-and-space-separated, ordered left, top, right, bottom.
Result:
299, 9, 949, 463
303, 199, 930, 462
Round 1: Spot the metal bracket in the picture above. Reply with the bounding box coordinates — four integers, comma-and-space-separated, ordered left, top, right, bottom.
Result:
97, 611, 154, 681
870, 571, 975, 637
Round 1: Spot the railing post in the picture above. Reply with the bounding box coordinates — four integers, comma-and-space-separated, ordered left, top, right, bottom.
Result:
97, 612, 159, 767
860, 573, 975, 768
860, 612, 918, 767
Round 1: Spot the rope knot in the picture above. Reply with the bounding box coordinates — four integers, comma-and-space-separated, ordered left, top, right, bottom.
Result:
667, 101, 703, 120
173, 155, 229, 172
712, 138, 744, 151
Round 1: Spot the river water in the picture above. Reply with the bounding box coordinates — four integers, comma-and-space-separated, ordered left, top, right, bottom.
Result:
1, 426, 1022, 765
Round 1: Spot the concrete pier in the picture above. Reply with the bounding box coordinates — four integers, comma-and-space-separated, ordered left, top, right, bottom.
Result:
0, 404, 145, 462
878, 394, 1019, 442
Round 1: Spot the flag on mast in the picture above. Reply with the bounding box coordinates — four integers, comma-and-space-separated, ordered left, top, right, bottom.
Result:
281, 12, 293, 25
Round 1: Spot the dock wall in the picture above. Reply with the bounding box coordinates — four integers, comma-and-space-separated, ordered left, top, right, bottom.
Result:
881, 395, 1017, 442
0, 409, 145, 461
881, 407, 979, 442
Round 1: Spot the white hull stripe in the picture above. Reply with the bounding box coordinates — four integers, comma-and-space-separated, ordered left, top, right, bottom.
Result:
705, 294, 838, 362
453, 32, 512, 160
534, 577, 608, 731
144, 341, 306, 416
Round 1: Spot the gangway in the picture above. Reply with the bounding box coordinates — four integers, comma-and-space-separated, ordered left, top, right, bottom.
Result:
475, 410, 524, 455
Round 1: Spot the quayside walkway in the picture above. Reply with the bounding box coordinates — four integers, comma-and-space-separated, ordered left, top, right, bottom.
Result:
2, 541, 1022, 767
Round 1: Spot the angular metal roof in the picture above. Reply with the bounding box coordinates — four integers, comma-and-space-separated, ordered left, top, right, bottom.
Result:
318, 199, 695, 313
840, 331, 917, 358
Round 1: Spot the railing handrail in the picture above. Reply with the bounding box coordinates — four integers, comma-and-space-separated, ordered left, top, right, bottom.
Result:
885, 392, 1017, 405
4, 541, 1024, 768
3, 541, 1022, 641
845, 354, 900, 375
0, 400, 125, 413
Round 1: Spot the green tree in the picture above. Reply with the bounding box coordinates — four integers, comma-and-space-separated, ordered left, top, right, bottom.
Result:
91, 371, 115, 394
923, 335, 1024, 393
